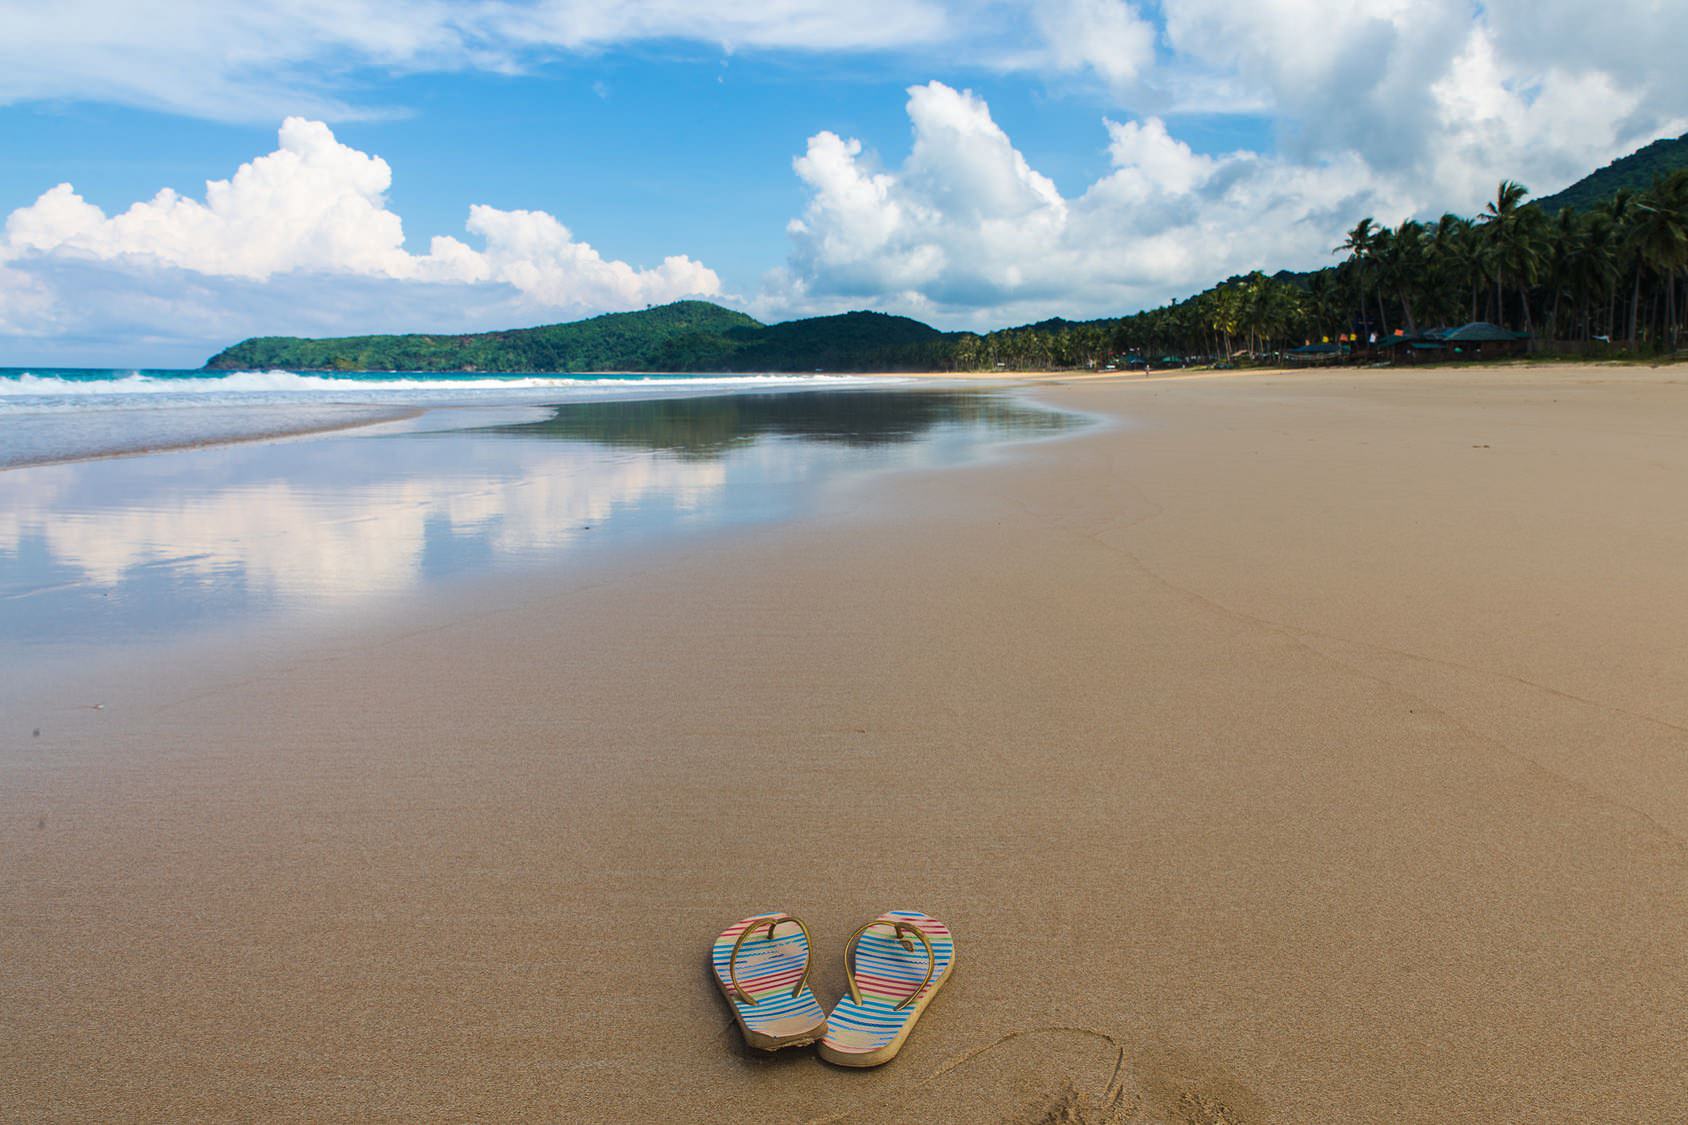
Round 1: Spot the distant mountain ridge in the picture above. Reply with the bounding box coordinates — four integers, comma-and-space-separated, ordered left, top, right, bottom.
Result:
1533, 133, 1688, 213
206, 301, 958, 374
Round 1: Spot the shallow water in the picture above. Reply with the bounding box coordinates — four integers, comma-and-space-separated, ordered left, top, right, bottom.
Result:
0, 389, 1078, 665
0, 367, 903, 466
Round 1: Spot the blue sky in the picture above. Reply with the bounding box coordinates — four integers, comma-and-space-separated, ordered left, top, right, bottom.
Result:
1, 1, 1682, 366
4, 64, 1269, 280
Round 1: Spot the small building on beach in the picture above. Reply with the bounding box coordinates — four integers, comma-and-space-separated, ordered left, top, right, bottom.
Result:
1374, 323, 1530, 364
1432, 322, 1532, 358
1287, 343, 1348, 365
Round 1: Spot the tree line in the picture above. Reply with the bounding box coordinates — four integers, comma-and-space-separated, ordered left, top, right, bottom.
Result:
969, 171, 1688, 369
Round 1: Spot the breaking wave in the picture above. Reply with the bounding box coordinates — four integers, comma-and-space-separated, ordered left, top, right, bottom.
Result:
0, 369, 864, 398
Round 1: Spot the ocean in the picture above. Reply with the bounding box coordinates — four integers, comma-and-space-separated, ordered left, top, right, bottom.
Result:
0, 367, 885, 468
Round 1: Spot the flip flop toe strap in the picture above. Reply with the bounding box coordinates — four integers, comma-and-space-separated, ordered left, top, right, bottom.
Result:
845, 919, 935, 1011
727, 913, 815, 1005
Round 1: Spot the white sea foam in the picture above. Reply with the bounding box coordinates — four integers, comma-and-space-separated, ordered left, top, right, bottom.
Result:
0, 370, 875, 398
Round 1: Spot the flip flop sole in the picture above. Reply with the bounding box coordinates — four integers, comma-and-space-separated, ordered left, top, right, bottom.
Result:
818, 910, 954, 1067
817, 957, 953, 1067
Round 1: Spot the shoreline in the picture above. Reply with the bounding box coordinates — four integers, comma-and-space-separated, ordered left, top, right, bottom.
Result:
18, 358, 1675, 473
0, 405, 426, 472
0, 367, 1311, 473
0, 373, 922, 472
5, 365, 1688, 1120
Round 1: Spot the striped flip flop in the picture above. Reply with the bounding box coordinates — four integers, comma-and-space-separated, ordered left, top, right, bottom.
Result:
818, 910, 955, 1067
711, 912, 828, 1051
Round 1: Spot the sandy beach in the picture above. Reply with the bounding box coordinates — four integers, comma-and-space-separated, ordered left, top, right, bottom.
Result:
4, 365, 1687, 1121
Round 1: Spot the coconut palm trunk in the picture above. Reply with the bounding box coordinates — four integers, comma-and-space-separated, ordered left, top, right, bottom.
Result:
1398, 289, 1417, 336
1630, 266, 1643, 346
1670, 269, 1681, 349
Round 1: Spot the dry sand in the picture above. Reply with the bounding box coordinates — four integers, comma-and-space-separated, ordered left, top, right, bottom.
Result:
4, 365, 1687, 1122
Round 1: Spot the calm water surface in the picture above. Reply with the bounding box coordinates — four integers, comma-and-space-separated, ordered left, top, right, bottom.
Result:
1, 390, 1079, 663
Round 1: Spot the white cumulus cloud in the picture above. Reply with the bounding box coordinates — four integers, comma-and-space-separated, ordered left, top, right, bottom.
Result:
1029, 0, 1157, 94
782, 83, 1071, 313
0, 118, 721, 361
4, 119, 411, 279
421, 205, 720, 310
770, 82, 1409, 326
768, 0, 1688, 329
1158, 0, 1686, 202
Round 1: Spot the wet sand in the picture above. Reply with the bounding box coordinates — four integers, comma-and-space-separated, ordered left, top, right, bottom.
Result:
4, 365, 1687, 1121
0, 403, 425, 470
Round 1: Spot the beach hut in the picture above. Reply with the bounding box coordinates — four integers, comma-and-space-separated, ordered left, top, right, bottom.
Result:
1372, 335, 1449, 364
1425, 323, 1531, 360
1374, 323, 1528, 364
1287, 343, 1347, 366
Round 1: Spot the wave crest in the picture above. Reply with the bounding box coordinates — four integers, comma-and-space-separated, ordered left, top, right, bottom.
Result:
0, 370, 863, 397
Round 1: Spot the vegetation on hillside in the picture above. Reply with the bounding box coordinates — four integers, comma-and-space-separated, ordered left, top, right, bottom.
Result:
1534, 134, 1688, 213
209, 144, 1688, 374
209, 301, 761, 372
209, 303, 959, 374
657, 311, 959, 372
1097, 169, 1688, 361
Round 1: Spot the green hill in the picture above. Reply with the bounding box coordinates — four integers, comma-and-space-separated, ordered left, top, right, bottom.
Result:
716, 310, 952, 371
207, 300, 761, 373
206, 302, 958, 373
1533, 133, 1688, 212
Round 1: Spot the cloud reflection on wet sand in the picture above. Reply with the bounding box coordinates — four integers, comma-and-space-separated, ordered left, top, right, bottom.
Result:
0, 390, 1077, 650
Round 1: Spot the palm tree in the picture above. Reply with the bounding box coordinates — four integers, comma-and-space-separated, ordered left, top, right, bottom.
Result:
1630, 171, 1688, 349
1211, 283, 1248, 358
1337, 217, 1382, 337
1479, 180, 1543, 333
1590, 190, 1640, 341
1375, 220, 1425, 335
1599, 188, 1658, 346
1541, 207, 1584, 340
1307, 270, 1346, 342
1418, 214, 1467, 328
1569, 209, 1620, 340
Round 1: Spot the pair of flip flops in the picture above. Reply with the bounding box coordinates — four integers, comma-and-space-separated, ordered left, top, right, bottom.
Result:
711, 909, 954, 1067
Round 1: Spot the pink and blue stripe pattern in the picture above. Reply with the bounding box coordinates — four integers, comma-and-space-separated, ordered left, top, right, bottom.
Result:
711, 912, 827, 1048
820, 910, 954, 1062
